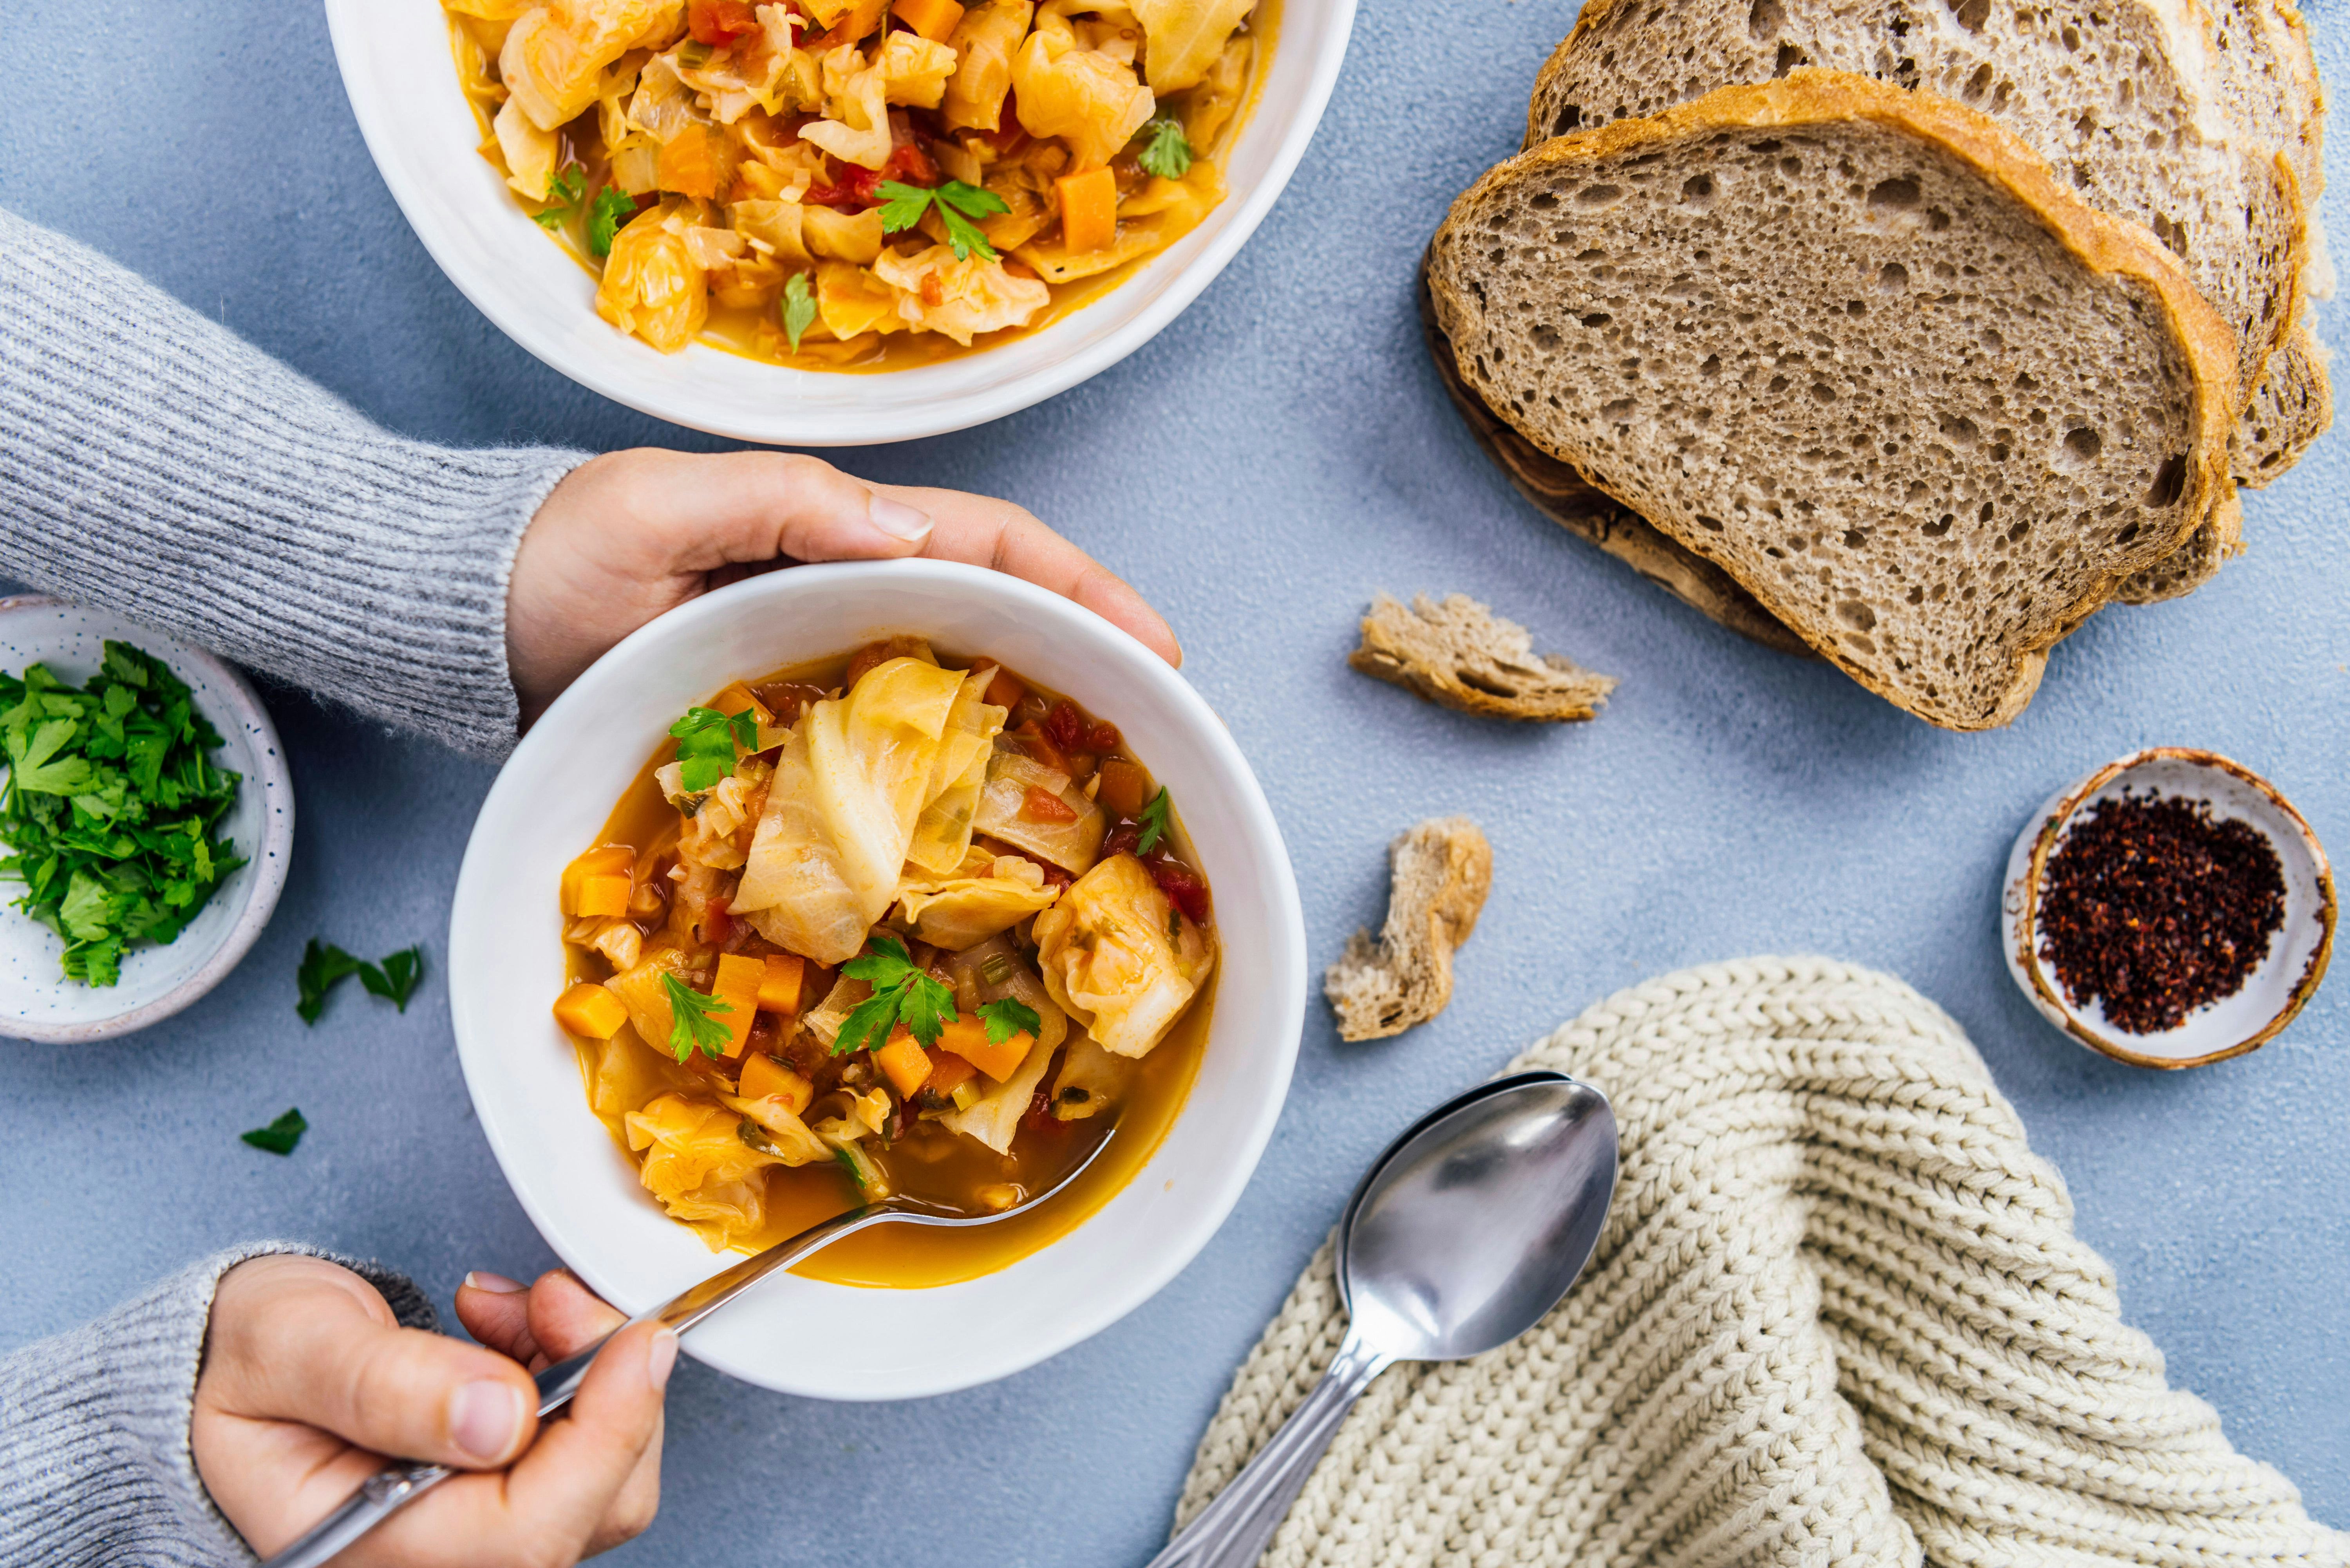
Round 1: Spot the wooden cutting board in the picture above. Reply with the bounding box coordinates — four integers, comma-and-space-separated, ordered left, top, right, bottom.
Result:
1417, 264, 1816, 660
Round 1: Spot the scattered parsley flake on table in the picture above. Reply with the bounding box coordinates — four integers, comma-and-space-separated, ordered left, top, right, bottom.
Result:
0, 641, 245, 987
298, 938, 430, 1024
241, 1107, 307, 1156
837, 935, 957, 1055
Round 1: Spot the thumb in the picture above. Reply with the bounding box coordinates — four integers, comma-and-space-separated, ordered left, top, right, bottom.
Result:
214, 1258, 542, 1469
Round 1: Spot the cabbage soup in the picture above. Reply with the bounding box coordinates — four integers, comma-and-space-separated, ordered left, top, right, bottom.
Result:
551, 639, 1215, 1286
445, 0, 1274, 370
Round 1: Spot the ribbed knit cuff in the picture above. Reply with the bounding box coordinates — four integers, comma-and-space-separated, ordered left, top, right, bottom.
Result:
0, 206, 589, 760
0, 1244, 436, 1568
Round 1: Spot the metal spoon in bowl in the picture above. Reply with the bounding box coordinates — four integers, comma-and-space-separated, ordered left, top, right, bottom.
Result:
1147, 1070, 1618, 1568
260, 1126, 1122, 1568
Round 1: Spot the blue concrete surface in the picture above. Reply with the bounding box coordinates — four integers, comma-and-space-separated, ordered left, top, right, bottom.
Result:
1, 0, 2345, 1559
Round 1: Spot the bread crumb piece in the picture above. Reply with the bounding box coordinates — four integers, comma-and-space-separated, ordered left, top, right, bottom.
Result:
1351, 593, 1616, 721
1324, 817, 1492, 1041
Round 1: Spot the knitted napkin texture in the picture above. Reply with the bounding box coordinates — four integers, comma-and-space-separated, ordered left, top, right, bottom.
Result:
1176, 956, 2348, 1568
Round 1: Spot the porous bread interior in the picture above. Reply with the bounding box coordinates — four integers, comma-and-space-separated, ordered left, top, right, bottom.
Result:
1350, 591, 1617, 721
1524, 0, 2298, 409
2234, 316, 2334, 486
1323, 817, 1492, 1042
1432, 105, 2215, 728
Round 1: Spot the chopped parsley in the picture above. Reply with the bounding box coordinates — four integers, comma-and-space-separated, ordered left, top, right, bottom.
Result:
0, 642, 244, 988
532, 166, 587, 231
1135, 115, 1193, 180
588, 186, 639, 257
241, 1108, 307, 1156
875, 179, 1010, 262
977, 997, 1041, 1045
836, 935, 957, 1056
297, 939, 429, 1024
1135, 786, 1172, 855
662, 971, 735, 1061
782, 271, 817, 353
669, 705, 761, 793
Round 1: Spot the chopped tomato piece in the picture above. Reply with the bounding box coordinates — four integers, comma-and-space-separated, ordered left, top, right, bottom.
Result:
1045, 700, 1086, 751
880, 137, 941, 186
1022, 785, 1079, 823
689, 0, 762, 42
806, 164, 884, 210
842, 634, 929, 688
1085, 720, 1121, 751
1150, 856, 1212, 924
1101, 821, 1141, 860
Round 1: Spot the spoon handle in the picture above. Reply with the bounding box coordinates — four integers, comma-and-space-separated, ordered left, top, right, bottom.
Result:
1144, 1330, 1392, 1568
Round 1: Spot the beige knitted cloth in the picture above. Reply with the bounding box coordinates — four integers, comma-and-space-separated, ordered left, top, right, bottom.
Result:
1176, 957, 2347, 1568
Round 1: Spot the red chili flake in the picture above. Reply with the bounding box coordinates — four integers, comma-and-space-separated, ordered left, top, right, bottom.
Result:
2037, 789, 2285, 1035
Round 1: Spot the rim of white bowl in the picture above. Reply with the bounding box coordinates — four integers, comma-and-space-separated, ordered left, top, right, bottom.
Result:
448, 560, 1306, 1395
324, 0, 1359, 446
2006, 746, 2336, 1069
0, 596, 296, 1045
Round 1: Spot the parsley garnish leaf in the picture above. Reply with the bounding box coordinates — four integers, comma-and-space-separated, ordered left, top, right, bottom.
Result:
588, 186, 638, 257
1135, 786, 1172, 855
837, 934, 959, 1055
241, 1107, 307, 1156
661, 971, 735, 1062
875, 179, 1009, 262
533, 166, 587, 230
1136, 115, 1192, 180
669, 705, 759, 793
977, 997, 1041, 1046
782, 271, 817, 352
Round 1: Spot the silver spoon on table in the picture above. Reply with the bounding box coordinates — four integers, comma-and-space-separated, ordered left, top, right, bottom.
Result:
1148, 1069, 1619, 1568
261, 1127, 1120, 1568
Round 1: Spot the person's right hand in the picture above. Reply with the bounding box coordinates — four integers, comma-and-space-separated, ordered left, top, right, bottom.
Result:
192, 1255, 672, 1566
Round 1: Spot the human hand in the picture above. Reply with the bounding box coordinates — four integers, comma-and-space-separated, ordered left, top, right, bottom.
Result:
506, 449, 1184, 727
192, 1257, 671, 1566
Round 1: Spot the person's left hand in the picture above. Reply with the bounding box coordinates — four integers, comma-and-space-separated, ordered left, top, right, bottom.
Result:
506, 449, 1183, 727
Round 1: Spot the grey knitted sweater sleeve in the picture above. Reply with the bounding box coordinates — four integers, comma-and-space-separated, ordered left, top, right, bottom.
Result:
0, 206, 591, 758
0, 1245, 439, 1568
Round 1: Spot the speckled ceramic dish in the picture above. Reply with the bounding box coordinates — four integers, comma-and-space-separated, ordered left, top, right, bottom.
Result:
2001, 748, 2334, 1069
0, 598, 294, 1044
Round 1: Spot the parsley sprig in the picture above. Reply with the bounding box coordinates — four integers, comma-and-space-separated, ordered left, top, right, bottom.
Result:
670, 706, 761, 793
977, 997, 1041, 1045
876, 180, 1010, 262
1135, 115, 1192, 180
241, 1107, 307, 1156
1135, 786, 1172, 855
297, 939, 427, 1024
588, 187, 639, 257
534, 169, 637, 259
0, 643, 245, 987
836, 935, 957, 1056
531, 166, 587, 231
782, 271, 817, 353
662, 971, 735, 1062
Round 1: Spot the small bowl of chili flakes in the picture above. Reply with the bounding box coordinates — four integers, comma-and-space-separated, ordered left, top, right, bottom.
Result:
2001, 748, 2336, 1069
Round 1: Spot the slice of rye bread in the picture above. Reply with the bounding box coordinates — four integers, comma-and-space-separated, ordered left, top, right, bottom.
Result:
1351, 592, 1619, 720
1429, 72, 2237, 729
2236, 314, 2334, 487
1522, 0, 2298, 422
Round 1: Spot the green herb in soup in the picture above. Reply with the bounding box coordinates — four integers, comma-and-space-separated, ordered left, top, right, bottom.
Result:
0, 642, 244, 987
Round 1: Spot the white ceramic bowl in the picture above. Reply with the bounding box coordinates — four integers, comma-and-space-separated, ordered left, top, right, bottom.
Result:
326, 0, 1357, 445
2001, 748, 2335, 1069
449, 561, 1306, 1397
0, 598, 295, 1044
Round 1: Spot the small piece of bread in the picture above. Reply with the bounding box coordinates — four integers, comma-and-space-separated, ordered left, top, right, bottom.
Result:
1350, 593, 1617, 721
1324, 818, 1493, 1041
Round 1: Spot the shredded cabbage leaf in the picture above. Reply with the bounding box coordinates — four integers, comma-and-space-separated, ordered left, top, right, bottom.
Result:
1032, 851, 1213, 1057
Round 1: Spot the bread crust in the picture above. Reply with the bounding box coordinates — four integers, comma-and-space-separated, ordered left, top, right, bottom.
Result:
1431, 71, 2238, 729
1323, 818, 1493, 1042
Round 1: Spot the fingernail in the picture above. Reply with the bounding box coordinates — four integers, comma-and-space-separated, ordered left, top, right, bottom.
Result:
647, 1328, 679, 1393
449, 1380, 526, 1463
868, 493, 933, 542
462, 1271, 527, 1294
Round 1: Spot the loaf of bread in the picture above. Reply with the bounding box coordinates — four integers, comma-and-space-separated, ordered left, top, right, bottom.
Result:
1350, 592, 1617, 721
1429, 72, 2236, 730
1324, 818, 1492, 1042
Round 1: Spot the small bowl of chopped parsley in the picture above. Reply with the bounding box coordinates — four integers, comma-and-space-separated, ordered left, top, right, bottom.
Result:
0, 598, 293, 1043
2001, 748, 2335, 1069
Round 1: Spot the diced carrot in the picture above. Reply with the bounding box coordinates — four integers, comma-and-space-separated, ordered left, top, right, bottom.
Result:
689, 0, 761, 43
981, 666, 1027, 710
575, 873, 633, 919
658, 125, 723, 199
938, 1014, 1035, 1082
924, 1050, 978, 1096
756, 952, 805, 1015
739, 1052, 815, 1113
1001, 259, 1039, 280
1056, 166, 1117, 255
553, 983, 631, 1040
894, 0, 966, 42
561, 845, 636, 916
875, 1031, 936, 1097
1095, 757, 1153, 820
708, 680, 775, 726
1023, 785, 1079, 823
712, 952, 767, 1057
